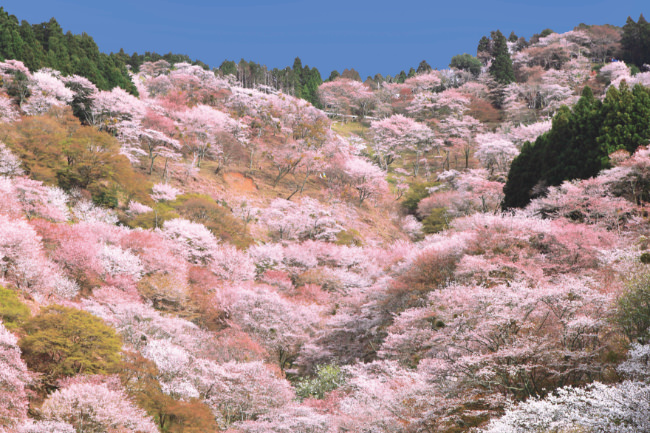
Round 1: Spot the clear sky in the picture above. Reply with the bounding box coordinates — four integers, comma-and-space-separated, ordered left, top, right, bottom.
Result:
1, 0, 648, 79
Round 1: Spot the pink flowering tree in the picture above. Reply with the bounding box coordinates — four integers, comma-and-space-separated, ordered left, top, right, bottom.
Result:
160, 218, 218, 265
0, 142, 22, 177
150, 183, 181, 202
381, 277, 613, 400
228, 285, 320, 369
0, 94, 19, 123
176, 104, 238, 168
318, 78, 376, 118
482, 380, 650, 433
0, 214, 78, 300
407, 88, 470, 120
22, 69, 73, 116
260, 197, 343, 241
0, 321, 31, 430
11, 177, 70, 222
61, 75, 99, 124
0, 60, 31, 107
138, 128, 182, 175
88, 87, 146, 134
343, 157, 389, 205
404, 71, 442, 93
475, 132, 519, 175
40, 376, 159, 433
370, 114, 435, 174
194, 360, 294, 428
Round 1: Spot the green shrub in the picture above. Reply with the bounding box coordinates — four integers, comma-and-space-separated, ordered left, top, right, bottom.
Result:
173, 194, 254, 248
401, 181, 437, 215
422, 208, 450, 234
19, 305, 121, 382
335, 229, 362, 246
125, 203, 179, 230
295, 364, 346, 400
640, 252, 650, 264
615, 273, 650, 344
0, 286, 30, 330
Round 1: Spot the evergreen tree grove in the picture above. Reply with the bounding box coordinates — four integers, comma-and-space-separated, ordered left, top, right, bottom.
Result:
503, 84, 650, 209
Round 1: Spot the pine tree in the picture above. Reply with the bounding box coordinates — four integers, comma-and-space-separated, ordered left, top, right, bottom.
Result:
488, 30, 514, 84
622, 14, 650, 67
416, 60, 432, 74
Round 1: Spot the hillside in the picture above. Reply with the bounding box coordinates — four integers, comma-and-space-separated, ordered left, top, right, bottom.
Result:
2, 12, 650, 433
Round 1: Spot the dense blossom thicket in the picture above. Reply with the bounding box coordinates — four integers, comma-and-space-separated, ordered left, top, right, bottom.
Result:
1, 13, 650, 433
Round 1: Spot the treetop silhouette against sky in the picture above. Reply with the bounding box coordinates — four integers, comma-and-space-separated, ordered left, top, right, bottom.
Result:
1, 0, 647, 78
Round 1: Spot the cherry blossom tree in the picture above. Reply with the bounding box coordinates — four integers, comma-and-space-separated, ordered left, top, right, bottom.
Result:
150, 183, 181, 202
62, 75, 99, 123
0, 321, 30, 430
0, 94, 18, 123
382, 277, 613, 401
228, 284, 320, 369
40, 376, 159, 433
236, 404, 331, 433
22, 69, 73, 116
176, 104, 238, 168
404, 71, 442, 93
160, 218, 218, 265
260, 197, 343, 241
10, 176, 69, 222
475, 132, 520, 175
407, 88, 470, 120
343, 157, 389, 205
370, 114, 435, 174
482, 381, 650, 433
18, 420, 76, 433
88, 87, 146, 134
0, 60, 32, 108
0, 143, 22, 176
0, 214, 78, 300
318, 78, 376, 118
138, 128, 181, 175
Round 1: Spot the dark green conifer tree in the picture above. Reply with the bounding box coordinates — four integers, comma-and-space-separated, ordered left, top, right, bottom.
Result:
488, 30, 515, 84
416, 60, 432, 74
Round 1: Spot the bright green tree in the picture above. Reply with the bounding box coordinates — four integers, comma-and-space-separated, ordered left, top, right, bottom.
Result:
0, 286, 30, 330
19, 305, 122, 383
449, 53, 483, 76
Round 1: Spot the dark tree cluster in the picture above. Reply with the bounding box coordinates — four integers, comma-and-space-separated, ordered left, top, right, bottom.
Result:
503, 84, 650, 209
0, 7, 136, 93
621, 14, 650, 68
217, 56, 323, 107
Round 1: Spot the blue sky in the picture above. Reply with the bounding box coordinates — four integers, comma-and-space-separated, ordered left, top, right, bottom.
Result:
1, 0, 647, 79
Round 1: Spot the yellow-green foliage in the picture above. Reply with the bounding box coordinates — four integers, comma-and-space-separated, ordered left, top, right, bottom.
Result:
125, 203, 179, 230
19, 305, 121, 382
615, 272, 650, 344
295, 364, 346, 400
335, 229, 362, 246
126, 193, 254, 248
120, 352, 218, 433
0, 107, 151, 207
401, 181, 439, 214
331, 121, 368, 138
422, 208, 450, 234
0, 286, 31, 330
173, 194, 254, 248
